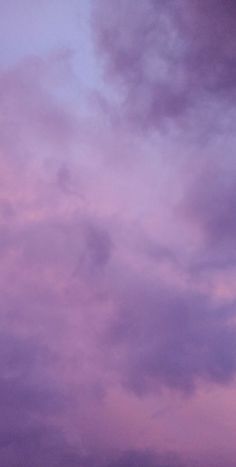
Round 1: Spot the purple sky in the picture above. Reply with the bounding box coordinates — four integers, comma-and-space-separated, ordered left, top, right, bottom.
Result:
1, 1, 236, 466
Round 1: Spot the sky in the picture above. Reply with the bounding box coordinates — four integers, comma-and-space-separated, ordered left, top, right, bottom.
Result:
0, 1, 236, 466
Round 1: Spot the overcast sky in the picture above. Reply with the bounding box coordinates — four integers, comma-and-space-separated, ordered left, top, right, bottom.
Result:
0, 1, 236, 466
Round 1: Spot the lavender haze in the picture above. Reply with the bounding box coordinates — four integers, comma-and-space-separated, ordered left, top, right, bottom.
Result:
0, 1, 236, 466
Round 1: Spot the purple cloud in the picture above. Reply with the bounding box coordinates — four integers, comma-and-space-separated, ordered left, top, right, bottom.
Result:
103, 273, 236, 395
0, 331, 77, 467
1, 1, 236, 466
103, 449, 183, 467
182, 162, 236, 250
93, 0, 236, 129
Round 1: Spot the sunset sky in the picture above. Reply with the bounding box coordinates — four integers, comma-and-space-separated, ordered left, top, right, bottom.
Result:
1, 1, 236, 466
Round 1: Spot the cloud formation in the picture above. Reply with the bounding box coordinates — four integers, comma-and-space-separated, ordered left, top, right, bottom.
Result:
94, 0, 236, 128
1, 1, 236, 466
104, 273, 236, 395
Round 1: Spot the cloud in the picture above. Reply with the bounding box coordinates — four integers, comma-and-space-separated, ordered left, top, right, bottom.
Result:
0, 331, 79, 467
0, 56, 111, 465
103, 449, 183, 467
181, 162, 236, 252
1, 5, 236, 465
93, 0, 236, 129
103, 274, 236, 395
